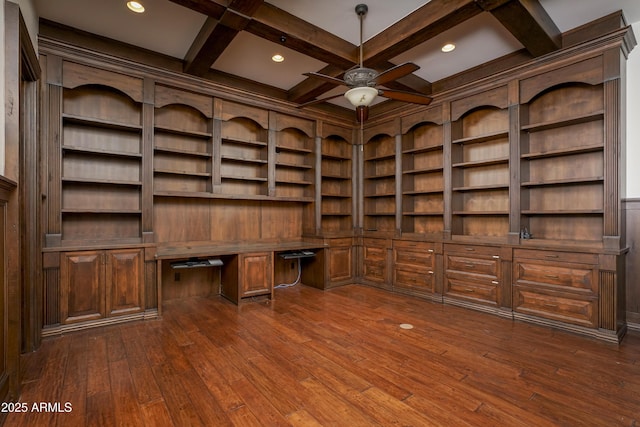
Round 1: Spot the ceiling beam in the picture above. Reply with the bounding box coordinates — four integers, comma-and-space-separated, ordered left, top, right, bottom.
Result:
182, 0, 264, 76
168, 0, 226, 19
362, 0, 483, 66
476, 0, 561, 56
246, 3, 357, 68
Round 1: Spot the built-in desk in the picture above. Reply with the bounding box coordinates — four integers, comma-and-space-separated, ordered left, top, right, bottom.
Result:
155, 241, 327, 309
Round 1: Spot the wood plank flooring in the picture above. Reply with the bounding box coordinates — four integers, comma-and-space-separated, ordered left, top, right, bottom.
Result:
5, 284, 640, 426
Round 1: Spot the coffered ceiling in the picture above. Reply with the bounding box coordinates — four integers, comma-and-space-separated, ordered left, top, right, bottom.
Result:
34, 0, 640, 117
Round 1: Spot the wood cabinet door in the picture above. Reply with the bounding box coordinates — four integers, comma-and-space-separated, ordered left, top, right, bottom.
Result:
240, 252, 273, 297
61, 251, 105, 324
105, 248, 144, 316
328, 246, 352, 283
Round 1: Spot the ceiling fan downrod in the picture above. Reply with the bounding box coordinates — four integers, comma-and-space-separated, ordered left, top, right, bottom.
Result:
355, 4, 368, 68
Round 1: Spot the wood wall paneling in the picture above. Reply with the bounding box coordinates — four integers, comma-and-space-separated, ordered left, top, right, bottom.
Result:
624, 199, 640, 327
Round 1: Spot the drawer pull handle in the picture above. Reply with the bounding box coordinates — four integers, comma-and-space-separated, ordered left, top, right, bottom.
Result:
491, 281, 499, 285
428, 271, 434, 274
465, 264, 475, 269
428, 249, 434, 253
465, 248, 475, 251
492, 255, 500, 259
465, 288, 475, 293
545, 255, 559, 258
545, 275, 560, 279
544, 303, 556, 308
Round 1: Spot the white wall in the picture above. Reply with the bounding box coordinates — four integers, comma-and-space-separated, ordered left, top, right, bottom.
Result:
627, 21, 640, 198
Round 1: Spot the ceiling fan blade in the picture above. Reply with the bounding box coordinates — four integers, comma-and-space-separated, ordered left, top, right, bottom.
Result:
378, 89, 433, 105
303, 72, 346, 86
375, 62, 420, 86
297, 93, 345, 108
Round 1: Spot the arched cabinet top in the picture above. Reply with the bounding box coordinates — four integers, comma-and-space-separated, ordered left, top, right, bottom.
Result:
62, 61, 143, 103
214, 99, 268, 129
401, 105, 443, 134
155, 85, 213, 118
363, 119, 399, 143
318, 122, 353, 142
519, 56, 603, 104
274, 113, 315, 137
451, 85, 508, 122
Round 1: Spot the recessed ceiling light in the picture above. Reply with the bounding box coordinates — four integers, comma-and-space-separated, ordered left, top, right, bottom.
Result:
441, 43, 456, 53
272, 54, 284, 63
127, 1, 145, 13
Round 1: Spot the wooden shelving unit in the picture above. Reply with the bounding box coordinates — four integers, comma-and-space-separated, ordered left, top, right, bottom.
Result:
61, 85, 143, 244
37, 18, 634, 342
401, 122, 444, 237
363, 134, 396, 234
519, 83, 605, 243
451, 107, 510, 240
321, 133, 353, 234
275, 127, 314, 201
154, 103, 213, 195
220, 119, 269, 197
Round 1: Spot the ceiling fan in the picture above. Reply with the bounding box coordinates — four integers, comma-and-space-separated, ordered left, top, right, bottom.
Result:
299, 4, 433, 122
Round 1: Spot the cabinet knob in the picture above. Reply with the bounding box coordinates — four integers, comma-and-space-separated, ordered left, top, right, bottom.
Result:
491, 281, 499, 285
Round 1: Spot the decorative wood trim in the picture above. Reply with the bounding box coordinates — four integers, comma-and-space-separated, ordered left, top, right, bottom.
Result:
0, 177, 17, 198
599, 270, 616, 330
604, 77, 621, 244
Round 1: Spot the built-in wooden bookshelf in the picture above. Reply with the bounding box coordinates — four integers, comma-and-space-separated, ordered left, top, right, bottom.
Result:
61, 84, 143, 244
38, 14, 634, 342
451, 106, 510, 240
153, 86, 214, 196
321, 126, 353, 234
220, 117, 269, 198
274, 114, 315, 201
519, 83, 605, 244
401, 121, 444, 237
363, 133, 396, 235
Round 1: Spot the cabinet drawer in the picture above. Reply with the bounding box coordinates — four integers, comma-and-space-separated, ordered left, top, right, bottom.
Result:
444, 271, 499, 305
513, 286, 597, 328
394, 268, 434, 291
514, 249, 598, 265
327, 238, 353, 248
445, 243, 501, 258
363, 245, 386, 262
395, 250, 433, 269
363, 261, 385, 282
446, 255, 498, 277
393, 240, 437, 252
514, 261, 597, 294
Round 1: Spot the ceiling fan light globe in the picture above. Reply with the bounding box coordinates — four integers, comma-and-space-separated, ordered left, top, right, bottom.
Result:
344, 86, 378, 107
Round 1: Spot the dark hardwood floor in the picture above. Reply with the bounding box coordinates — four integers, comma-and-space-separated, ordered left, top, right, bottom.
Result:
5, 284, 640, 426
